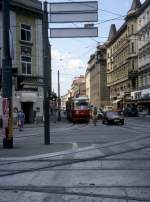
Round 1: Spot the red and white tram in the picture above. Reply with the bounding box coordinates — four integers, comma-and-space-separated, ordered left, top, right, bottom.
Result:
66, 96, 90, 123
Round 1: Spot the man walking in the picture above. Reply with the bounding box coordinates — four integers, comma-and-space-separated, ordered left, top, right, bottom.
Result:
92, 107, 97, 126
18, 110, 25, 131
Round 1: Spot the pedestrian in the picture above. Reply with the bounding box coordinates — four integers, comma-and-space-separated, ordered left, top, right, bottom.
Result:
92, 107, 97, 126
18, 110, 25, 131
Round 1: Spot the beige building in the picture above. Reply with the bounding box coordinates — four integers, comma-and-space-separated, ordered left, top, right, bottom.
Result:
61, 91, 72, 110
131, 0, 150, 114
71, 75, 86, 97
87, 45, 108, 107
106, 0, 142, 109
85, 68, 90, 100
0, 0, 44, 123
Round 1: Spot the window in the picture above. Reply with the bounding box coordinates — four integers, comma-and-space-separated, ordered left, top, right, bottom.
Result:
21, 24, 31, 42
21, 56, 32, 75
131, 24, 134, 34
147, 11, 150, 19
21, 46, 32, 75
131, 42, 134, 53
132, 60, 135, 70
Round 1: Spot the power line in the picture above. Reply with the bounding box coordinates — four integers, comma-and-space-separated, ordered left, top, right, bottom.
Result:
65, 0, 125, 17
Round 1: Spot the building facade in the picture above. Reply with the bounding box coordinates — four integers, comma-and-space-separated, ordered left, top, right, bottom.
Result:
87, 45, 108, 107
106, 0, 141, 110
71, 75, 86, 97
0, 0, 44, 123
85, 68, 90, 100
61, 91, 72, 110
131, 0, 150, 114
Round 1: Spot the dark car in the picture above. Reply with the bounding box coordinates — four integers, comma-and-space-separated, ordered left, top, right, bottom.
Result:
102, 111, 124, 125
123, 107, 138, 117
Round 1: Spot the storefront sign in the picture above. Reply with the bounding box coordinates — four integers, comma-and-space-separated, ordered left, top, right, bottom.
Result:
131, 88, 150, 100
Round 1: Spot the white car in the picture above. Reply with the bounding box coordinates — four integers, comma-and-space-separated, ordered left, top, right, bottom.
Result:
103, 106, 113, 112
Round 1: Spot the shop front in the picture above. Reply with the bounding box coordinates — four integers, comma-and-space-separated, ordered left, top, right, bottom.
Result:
131, 88, 150, 115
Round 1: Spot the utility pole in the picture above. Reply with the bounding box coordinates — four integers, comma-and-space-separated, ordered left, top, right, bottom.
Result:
43, 1, 50, 144
48, 43, 52, 94
2, 0, 13, 148
57, 70, 61, 121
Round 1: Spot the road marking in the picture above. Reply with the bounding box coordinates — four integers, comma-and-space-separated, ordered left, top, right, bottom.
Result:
72, 143, 78, 151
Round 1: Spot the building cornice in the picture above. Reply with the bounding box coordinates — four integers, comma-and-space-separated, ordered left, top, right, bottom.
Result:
0, 0, 42, 16
107, 22, 127, 47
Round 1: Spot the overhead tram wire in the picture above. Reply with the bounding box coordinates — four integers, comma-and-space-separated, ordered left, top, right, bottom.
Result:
66, 0, 125, 17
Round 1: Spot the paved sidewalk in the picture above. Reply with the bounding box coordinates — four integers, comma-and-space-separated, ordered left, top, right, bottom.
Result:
0, 115, 74, 159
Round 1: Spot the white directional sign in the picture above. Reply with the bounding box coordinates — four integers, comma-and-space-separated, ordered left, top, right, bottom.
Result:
49, 1, 98, 13
49, 1, 98, 23
48, 1, 98, 38
49, 12, 98, 23
49, 27, 98, 38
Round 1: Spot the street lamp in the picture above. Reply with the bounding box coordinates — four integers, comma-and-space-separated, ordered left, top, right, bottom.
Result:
57, 70, 61, 121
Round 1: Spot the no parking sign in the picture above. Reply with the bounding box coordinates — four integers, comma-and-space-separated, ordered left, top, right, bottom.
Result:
2, 98, 9, 129
2, 98, 9, 115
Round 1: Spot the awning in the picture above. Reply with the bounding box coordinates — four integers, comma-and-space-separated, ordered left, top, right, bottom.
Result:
21, 92, 37, 102
112, 99, 122, 104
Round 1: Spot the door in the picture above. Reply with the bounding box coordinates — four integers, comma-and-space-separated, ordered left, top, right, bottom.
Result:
21, 102, 34, 123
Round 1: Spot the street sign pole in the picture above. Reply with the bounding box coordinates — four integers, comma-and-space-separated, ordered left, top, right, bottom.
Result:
2, 0, 13, 148
43, 1, 50, 144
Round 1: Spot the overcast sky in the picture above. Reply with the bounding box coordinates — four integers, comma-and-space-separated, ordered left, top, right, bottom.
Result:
40, 0, 145, 96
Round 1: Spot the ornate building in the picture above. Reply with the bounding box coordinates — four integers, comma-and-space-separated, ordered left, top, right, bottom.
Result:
87, 45, 108, 107
71, 75, 86, 98
106, 0, 141, 109
85, 68, 90, 101
131, 0, 150, 114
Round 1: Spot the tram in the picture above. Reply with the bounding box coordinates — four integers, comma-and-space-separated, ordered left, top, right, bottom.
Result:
66, 96, 90, 123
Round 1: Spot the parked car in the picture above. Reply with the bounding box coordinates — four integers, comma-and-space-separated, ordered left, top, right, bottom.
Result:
102, 111, 124, 125
123, 107, 138, 117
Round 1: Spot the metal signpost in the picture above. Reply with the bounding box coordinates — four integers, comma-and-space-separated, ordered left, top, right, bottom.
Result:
2, 0, 13, 148
43, 1, 98, 144
43, 2, 50, 145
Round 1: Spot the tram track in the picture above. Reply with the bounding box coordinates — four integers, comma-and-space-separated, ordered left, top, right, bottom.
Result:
0, 185, 150, 201
0, 134, 150, 178
1, 133, 150, 165
0, 143, 150, 177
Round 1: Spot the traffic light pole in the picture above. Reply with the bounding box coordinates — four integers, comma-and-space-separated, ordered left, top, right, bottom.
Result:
43, 2, 50, 144
2, 0, 13, 148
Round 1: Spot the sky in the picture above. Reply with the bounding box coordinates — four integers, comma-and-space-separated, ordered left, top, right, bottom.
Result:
40, 0, 145, 96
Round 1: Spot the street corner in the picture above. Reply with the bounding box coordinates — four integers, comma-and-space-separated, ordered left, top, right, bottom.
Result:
0, 141, 76, 160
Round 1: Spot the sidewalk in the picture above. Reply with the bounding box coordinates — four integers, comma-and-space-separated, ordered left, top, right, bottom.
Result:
0, 115, 74, 159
